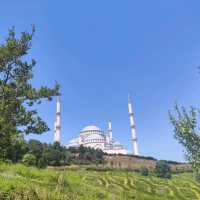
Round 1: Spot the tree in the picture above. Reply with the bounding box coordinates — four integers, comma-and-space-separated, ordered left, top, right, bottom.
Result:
37, 157, 47, 168
0, 26, 59, 160
22, 153, 36, 166
77, 145, 104, 165
43, 143, 65, 166
28, 139, 43, 160
6, 134, 28, 163
140, 167, 149, 176
155, 160, 171, 179
170, 105, 200, 171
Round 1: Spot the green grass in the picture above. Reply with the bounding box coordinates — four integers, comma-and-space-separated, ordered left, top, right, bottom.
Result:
0, 163, 199, 200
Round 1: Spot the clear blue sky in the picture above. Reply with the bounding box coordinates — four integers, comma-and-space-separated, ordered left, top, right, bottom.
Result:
1, 1, 200, 162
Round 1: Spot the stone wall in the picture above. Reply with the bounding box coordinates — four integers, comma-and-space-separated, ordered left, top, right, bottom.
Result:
104, 155, 192, 171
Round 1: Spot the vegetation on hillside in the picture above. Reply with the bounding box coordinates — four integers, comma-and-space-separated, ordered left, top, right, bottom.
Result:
1, 138, 104, 167
170, 105, 200, 171
0, 162, 199, 200
154, 160, 171, 179
22, 141, 104, 167
170, 69, 200, 178
0, 27, 59, 161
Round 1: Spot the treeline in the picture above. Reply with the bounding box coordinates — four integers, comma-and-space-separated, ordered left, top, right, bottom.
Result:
5, 139, 104, 168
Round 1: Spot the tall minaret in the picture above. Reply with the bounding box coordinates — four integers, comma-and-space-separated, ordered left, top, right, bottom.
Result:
128, 94, 139, 155
108, 120, 113, 143
54, 96, 61, 143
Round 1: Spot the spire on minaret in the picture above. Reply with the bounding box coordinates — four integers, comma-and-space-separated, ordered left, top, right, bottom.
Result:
54, 96, 61, 143
128, 94, 139, 155
128, 93, 132, 103
108, 120, 113, 143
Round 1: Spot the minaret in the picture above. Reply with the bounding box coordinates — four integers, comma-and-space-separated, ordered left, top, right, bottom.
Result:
54, 96, 61, 143
108, 120, 113, 143
128, 94, 139, 155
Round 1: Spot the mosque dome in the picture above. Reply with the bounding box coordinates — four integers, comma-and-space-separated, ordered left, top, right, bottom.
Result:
113, 141, 123, 147
80, 125, 103, 136
69, 138, 78, 144
85, 133, 105, 143
81, 125, 101, 132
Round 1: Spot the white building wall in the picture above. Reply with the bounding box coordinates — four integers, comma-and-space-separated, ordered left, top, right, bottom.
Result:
84, 142, 105, 150
104, 149, 127, 155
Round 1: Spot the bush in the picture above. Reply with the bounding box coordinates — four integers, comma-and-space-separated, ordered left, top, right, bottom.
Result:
134, 168, 141, 173
155, 160, 171, 179
22, 153, 37, 166
193, 170, 200, 182
37, 157, 47, 168
140, 167, 149, 176
4, 159, 12, 164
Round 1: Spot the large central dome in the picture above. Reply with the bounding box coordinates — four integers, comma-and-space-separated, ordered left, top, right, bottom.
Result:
80, 125, 103, 136
81, 125, 101, 132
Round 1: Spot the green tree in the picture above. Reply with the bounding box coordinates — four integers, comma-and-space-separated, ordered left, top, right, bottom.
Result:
22, 153, 36, 166
155, 160, 171, 179
43, 143, 64, 166
170, 105, 200, 171
77, 145, 104, 165
28, 139, 43, 160
6, 134, 28, 163
140, 167, 149, 176
37, 157, 47, 168
0, 26, 59, 160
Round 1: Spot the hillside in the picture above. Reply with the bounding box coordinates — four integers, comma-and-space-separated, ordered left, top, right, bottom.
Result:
0, 163, 199, 200
104, 155, 192, 171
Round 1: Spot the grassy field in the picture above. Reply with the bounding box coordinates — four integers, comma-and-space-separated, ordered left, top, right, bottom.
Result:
0, 163, 200, 200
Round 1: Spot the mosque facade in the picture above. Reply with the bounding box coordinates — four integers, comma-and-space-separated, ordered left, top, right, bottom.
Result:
54, 95, 139, 155
66, 123, 128, 154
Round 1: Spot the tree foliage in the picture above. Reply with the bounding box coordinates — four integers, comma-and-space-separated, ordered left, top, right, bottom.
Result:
0, 27, 59, 160
140, 167, 149, 176
155, 160, 171, 179
22, 153, 37, 166
78, 145, 104, 165
170, 105, 200, 170
42, 142, 70, 166
9, 140, 105, 167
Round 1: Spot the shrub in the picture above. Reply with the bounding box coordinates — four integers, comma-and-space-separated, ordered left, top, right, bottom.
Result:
4, 159, 12, 164
140, 167, 149, 176
193, 170, 200, 182
22, 153, 37, 166
134, 168, 140, 173
155, 160, 171, 179
37, 157, 47, 168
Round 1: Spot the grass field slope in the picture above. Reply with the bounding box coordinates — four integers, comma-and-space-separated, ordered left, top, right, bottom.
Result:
0, 163, 200, 200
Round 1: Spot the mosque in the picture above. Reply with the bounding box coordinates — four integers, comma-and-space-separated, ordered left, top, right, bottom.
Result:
54, 95, 139, 155
66, 123, 127, 154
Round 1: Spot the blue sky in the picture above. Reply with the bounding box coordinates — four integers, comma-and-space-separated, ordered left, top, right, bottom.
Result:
1, 1, 200, 161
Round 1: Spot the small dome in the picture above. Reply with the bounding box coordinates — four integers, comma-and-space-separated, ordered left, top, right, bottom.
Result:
85, 133, 105, 141
69, 138, 78, 144
113, 141, 123, 147
81, 125, 101, 132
